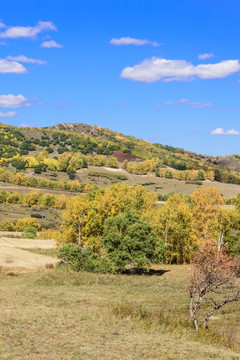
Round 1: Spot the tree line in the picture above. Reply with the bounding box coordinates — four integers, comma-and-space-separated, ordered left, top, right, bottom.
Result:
45, 184, 240, 270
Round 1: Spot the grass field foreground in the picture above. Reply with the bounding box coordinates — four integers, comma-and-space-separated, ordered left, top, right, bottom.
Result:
0, 265, 239, 359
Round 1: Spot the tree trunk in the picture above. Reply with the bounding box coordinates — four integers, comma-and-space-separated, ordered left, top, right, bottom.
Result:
203, 307, 215, 328
194, 317, 199, 331
189, 295, 199, 331
78, 222, 81, 247
217, 231, 224, 252
204, 295, 240, 329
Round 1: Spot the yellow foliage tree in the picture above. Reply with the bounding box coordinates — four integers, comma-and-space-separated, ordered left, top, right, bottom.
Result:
191, 187, 224, 242
145, 194, 194, 263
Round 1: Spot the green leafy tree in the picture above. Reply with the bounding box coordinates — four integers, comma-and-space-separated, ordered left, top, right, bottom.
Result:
102, 212, 161, 272
67, 167, 76, 180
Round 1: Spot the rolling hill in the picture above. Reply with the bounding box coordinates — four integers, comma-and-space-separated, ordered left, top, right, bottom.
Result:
0, 121, 240, 198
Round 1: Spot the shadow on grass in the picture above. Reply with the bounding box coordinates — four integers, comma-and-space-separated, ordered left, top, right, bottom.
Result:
121, 268, 170, 276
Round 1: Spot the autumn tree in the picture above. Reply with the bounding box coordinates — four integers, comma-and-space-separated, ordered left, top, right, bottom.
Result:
191, 187, 224, 242
145, 194, 194, 264
61, 195, 91, 246
59, 183, 157, 249
188, 241, 240, 331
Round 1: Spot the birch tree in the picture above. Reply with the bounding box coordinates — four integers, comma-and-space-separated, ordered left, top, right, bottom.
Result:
188, 241, 240, 331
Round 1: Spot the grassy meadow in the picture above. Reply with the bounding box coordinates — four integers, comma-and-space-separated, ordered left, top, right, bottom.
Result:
0, 203, 62, 229
0, 264, 239, 360
2, 166, 240, 199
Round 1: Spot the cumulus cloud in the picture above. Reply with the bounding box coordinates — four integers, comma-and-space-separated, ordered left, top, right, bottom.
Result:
0, 59, 26, 73
121, 57, 240, 82
210, 128, 240, 135
40, 40, 63, 48
0, 111, 17, 118
198, 53, 215, 60
0, 94, 30, 109
0, 21, 57, 39
110, 36, 160, 46
0, 22, 6, 29
6, 55, 47, 65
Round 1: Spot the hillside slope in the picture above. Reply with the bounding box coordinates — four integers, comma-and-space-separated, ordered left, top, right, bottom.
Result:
0, 122, 240, 195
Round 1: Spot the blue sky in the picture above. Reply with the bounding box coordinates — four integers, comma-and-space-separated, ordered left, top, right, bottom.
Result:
1, 0, 240, 155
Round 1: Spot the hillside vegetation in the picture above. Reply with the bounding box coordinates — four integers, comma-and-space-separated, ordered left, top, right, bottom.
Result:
1, 122, 240, 196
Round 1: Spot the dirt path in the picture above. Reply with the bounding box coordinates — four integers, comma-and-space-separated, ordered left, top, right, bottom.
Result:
0, 236, 58, 269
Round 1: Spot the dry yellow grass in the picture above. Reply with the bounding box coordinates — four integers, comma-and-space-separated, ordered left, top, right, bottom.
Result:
0, 236, 56, 249
0, 236, 58, 269
0, 267, 239, 359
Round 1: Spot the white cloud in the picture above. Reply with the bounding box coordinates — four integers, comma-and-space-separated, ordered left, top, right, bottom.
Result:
110, 36, 160, 46
0, 94, 29, 109
158, 99, 213, 109
198, 53, 215, 60
178, 98, 189, 103
0, 22, 6, 29
40, 40, 63, 48
210, 128, 240, 135
0, 111, 17, 118
121, 57, 240, 82
177, 99, 213, 109
6, 55, 47, 65
0, 59, 26, 73
0, 21, 56, 39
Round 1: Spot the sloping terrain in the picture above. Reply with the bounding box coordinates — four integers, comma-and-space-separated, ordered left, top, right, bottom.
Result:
213, 155, 240, 172
1, 121, 240, 194
0, 235, 58, 269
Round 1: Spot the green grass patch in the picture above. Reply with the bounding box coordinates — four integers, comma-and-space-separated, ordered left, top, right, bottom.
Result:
22, 248, 58, 258
88, 171, 128, 182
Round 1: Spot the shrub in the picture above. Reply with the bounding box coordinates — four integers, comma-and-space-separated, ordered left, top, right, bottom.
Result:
40, 194, 57, 207
0, 221, 16, 231
38, 229, 58, 239
23, 191, 42, 206
22, 226, 38, 239
45, 263, 54, 269
57, 243, 112, 273
6, 192, 21, 204
185, 180, 203, 185
11, 159, 27, 170
16, 217, 41, 231
0, 190, 7, 203
67, 167, 76, 180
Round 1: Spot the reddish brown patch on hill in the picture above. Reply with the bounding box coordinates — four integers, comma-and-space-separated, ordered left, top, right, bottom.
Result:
112, 151, 141, 162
